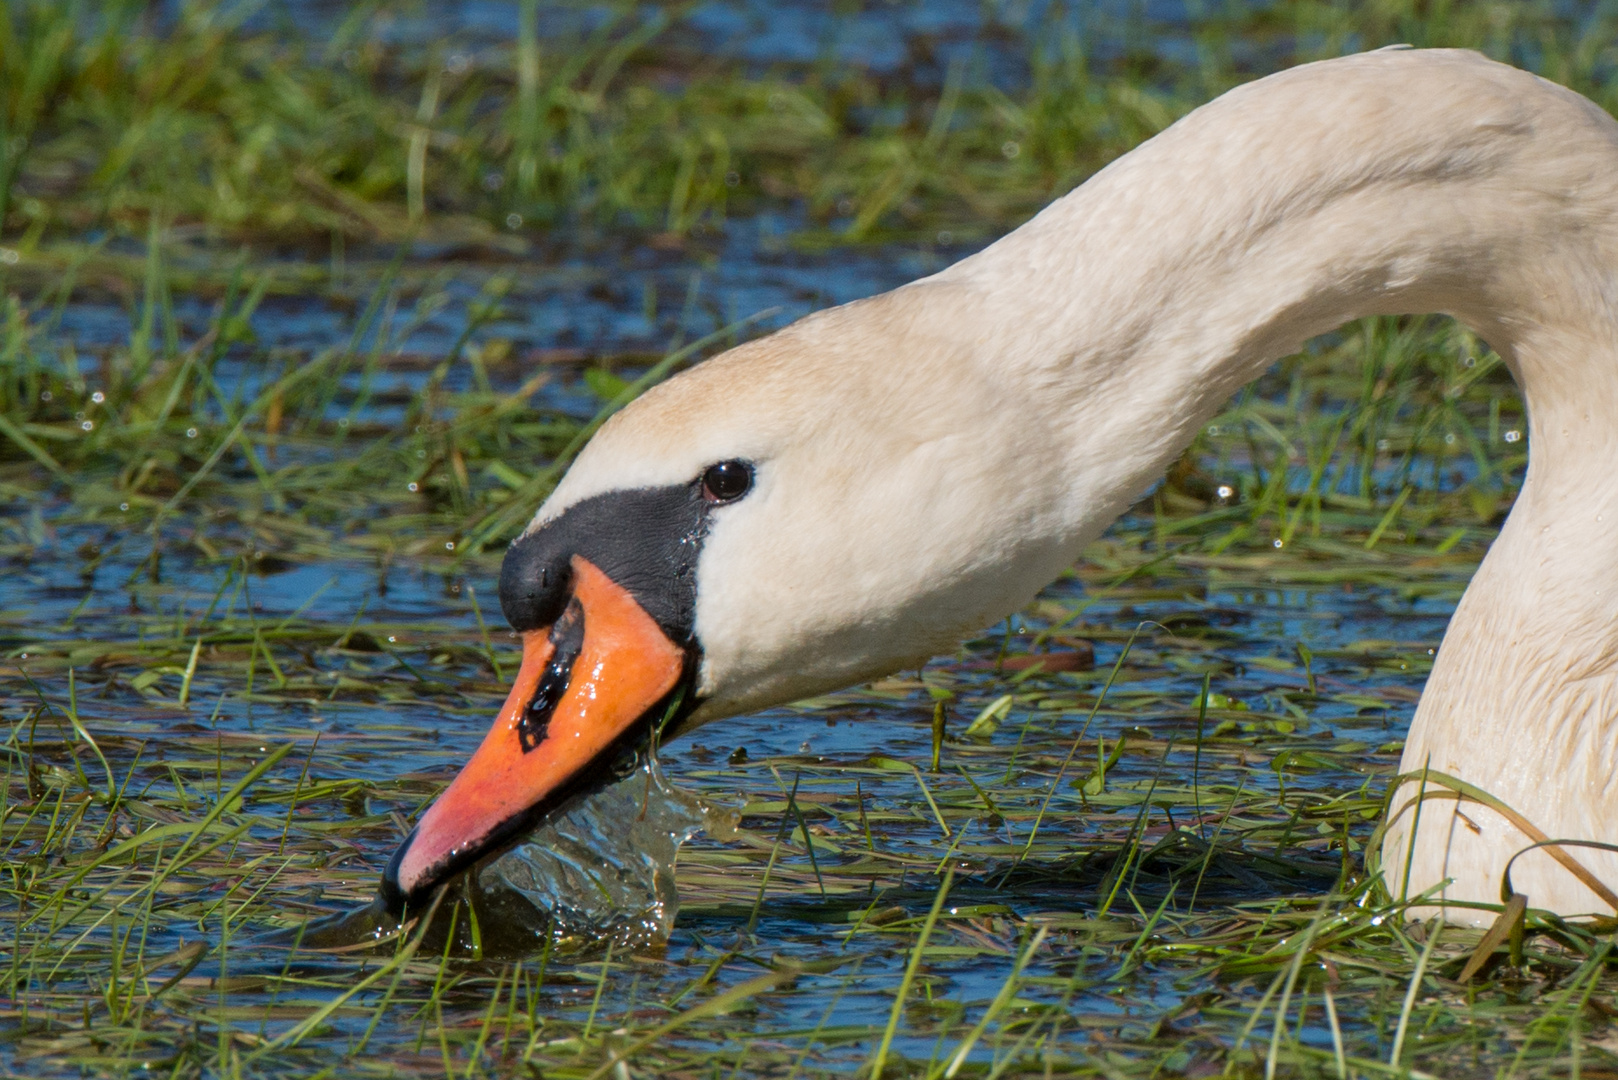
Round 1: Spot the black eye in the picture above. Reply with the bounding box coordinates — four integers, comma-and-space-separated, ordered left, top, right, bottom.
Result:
700, 460, 753, 503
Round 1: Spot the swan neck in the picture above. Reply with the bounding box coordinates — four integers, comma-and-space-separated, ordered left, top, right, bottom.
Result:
934, 51, 1618, 543
928, 48, 1618, 916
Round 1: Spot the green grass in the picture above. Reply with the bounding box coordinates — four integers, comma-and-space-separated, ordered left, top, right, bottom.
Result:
1, 0, 1616, 256
0, 1, 1616, 1077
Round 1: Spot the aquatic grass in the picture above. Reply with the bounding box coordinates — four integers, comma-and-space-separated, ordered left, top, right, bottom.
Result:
0, 0, 1610, 263
0, 1, 1614, 1076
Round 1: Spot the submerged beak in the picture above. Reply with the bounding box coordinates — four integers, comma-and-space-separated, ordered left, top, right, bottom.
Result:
382, 556, 686, 909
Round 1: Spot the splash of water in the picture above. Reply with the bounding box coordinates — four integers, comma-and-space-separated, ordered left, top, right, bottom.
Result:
277, 755, 737, 958
468, 753, 738, 956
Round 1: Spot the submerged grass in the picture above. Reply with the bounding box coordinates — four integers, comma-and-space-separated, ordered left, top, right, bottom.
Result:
0, 0, 1616, 1077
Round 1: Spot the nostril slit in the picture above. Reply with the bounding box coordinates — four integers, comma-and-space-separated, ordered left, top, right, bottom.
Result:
517, 598, 585, 753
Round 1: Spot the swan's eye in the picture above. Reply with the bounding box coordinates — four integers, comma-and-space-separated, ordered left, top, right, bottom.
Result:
700, 460, 752, 503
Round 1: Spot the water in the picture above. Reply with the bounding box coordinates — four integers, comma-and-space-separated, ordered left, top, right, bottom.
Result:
473, 753, 740, 955
253, 0, 1216, 84
281, 754, 738, 957
49, 221, 955, 430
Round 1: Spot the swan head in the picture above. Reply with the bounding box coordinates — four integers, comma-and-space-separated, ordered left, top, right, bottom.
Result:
380, 287, 1092, 907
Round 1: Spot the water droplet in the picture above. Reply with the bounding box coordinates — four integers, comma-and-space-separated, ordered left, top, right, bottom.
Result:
445, 541, 456, 551
1216, 484, 1234, 499
80, 420, 93, 431
119, 503, 129, 511
90, 391, 105, 404
506, 213, 523, 229
407, 482, 419, 492
186, 427, 198, 438
1273, 538, 1284, 548
1504, 429, 1522, 443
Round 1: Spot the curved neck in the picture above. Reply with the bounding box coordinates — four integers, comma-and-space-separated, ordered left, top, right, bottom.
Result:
909, 48, 1618, 912
933, 50, 1618, 612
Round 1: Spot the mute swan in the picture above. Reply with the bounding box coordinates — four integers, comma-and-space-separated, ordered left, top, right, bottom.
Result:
383, 48, 1618, 927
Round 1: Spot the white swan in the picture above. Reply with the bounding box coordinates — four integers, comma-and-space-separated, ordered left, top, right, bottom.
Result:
381, 48, 1618, 927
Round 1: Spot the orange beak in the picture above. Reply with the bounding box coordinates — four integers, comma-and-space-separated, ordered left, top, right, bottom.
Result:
382, 556, 686, 907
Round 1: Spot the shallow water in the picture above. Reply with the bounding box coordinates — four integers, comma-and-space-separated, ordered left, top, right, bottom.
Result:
0, 8, 1534, 1066
51, 220, 956, 433
257, 0, 1217, 82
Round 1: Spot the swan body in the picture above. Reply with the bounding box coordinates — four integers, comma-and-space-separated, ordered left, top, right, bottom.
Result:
387, 48, 1618, 926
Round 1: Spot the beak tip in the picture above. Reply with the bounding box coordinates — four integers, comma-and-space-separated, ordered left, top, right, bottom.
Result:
380, 829, 417, 914
375, 558, 689, 917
